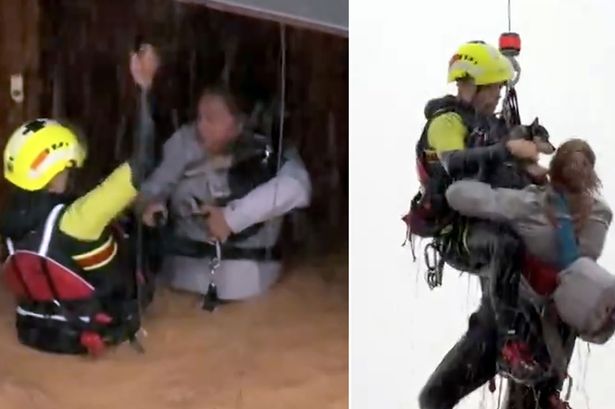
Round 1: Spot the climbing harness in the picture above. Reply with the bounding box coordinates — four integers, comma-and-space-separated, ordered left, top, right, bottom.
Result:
405, 0, 526, 292
202, 240, 222, 312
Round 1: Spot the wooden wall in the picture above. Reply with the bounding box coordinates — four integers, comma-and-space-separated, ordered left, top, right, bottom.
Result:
0, 0, 348, 253
0, 0, 41, 205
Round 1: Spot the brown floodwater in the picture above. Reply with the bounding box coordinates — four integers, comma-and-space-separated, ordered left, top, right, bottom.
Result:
0, 253, 348, 409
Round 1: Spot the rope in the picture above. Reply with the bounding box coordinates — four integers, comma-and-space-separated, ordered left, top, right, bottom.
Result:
264, 23, 287, 260
507, 0, 512, 31
271, 24, 287, 212
496, 377, 503, 409
502, 0, 521, 127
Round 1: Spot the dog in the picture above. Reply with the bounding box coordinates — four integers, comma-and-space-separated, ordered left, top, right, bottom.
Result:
508, 117, 555, 184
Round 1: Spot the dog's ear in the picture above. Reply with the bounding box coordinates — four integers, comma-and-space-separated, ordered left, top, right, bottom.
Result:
529, 117, 540, 135
530, 118, 550, 140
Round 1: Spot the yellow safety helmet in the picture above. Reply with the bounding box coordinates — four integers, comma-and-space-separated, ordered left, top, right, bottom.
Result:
447, 41, 514, 86
3, 119, 86, 191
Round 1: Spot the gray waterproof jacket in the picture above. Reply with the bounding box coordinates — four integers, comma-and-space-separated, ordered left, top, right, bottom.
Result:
139, 123, 311, 243
138, 123, 312, 300
445, 180, 612, 265
446, 180, 615, 349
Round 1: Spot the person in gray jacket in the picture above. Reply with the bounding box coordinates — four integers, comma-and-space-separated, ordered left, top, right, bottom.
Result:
446, 138, 611, 270
444, 138, 613, 408
132, 48, 311, 302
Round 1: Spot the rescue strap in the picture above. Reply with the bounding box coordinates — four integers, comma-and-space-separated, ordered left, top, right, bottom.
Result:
541, 302, 572, 387
502, 87, 521, 127
163, 235, 283, 261
552, 193, 579, 269
516, 273, 573, 393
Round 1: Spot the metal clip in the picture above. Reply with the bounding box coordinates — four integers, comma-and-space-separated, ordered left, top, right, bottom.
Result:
424, 242, 443, 289
203, 240, 222, 312
209, 239, 221, 271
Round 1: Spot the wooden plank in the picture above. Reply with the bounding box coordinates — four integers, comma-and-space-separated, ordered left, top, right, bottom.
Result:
0, 0, 40, 135
0, 0, 40, 206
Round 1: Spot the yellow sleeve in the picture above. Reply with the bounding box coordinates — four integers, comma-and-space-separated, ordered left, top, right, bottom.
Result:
59, 163, 138, 241
426, 112, 467, 153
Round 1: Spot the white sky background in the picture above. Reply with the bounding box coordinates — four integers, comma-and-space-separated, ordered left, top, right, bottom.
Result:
350, 0, 615, 408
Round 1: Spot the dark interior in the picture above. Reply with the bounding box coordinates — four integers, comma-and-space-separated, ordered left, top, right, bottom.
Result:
0, 0, 348, 257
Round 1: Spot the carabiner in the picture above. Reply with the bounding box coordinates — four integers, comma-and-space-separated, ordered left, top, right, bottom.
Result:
424, 242, 438, 272
208, 240, 222, 271
424, 242, 443, 289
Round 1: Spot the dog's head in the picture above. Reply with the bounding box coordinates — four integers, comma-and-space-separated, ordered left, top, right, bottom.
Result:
529, 118, 555, 155
508, 117, 555, 155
